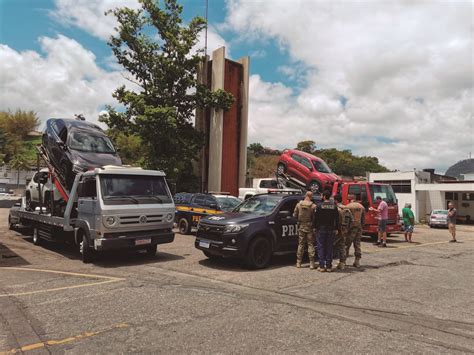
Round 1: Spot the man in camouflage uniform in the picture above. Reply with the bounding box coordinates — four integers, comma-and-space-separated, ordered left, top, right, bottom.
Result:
334, 194, 353, 270
293, 191, 317, 269
346, 194, 365, 268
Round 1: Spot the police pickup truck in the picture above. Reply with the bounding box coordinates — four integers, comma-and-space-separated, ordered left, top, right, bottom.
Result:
175, 192, 241, 235
195, 192, 316, 269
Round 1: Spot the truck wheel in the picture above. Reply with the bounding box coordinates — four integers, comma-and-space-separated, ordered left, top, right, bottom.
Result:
309, 180, 321, 193
277, 163, 286, 175
178, 218, 192, 235
245, 236, 272, 269
32, 227, 41, 246
145, 245, 157, 257
203, 251, 222, 260
78, 231, 95, 263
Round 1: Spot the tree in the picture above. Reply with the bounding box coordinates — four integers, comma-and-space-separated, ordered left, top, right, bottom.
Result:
248, 143, 265, 156
10, 154, 30, 188
296, 140, 316, 153
107, 130, 144, 166
0, 110, 39, 140
101, 0, 234, 187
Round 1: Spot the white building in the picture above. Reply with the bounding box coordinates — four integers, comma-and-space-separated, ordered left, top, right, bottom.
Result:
368, 171, 474, 223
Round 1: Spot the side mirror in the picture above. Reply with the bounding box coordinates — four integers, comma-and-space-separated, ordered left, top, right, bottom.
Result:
38, 175, 48, 184
279, 210, 291, 219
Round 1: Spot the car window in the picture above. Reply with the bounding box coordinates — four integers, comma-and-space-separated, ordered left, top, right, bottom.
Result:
54, 120, 65, 135
348, 185, 361, 200
300, 157, 312, 170
279, 199, 299, 213
313, 160, 332, 173
68, 132, 116, 153
78, 178, 97, 198
291, 154, 302, 164
193, 194, 206, 205
32, 172, 40, 183
204, 196, 216, 207
260, 180, 278, 188
59, 127, 68, 143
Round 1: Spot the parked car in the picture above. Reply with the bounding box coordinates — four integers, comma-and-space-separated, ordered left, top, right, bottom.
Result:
428, 210, 449, 228
174, 192, 242, 234
238, 178, 300, 200
277, 149, 340, 192
25, 168, 62, 211
42, 118, 122, 189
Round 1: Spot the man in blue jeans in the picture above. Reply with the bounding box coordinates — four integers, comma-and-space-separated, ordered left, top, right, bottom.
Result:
314, 190, 340, 272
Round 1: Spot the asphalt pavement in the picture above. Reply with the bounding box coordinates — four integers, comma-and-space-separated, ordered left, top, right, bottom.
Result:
1, 208, 473, 354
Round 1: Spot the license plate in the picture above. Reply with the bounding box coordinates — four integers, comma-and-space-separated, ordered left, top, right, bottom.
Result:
135, 238, 151, 246
199, 240, 210, 249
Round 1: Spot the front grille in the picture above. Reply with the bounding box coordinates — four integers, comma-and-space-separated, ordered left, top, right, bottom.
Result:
198, 223, 225, 241
118, 214, 164, 225
104, 228, 172, 239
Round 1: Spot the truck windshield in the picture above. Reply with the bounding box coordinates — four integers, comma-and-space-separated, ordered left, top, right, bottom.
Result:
69, 131, 116, 154
216, 196, 241, 211
100, 174, 172, 205
233, 195, 282, 215
369, 184, 397, 205
312, 160, 332, 173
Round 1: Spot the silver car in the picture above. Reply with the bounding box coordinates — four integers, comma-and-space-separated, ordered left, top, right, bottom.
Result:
25, 169, 61, 211
428, 209, 449, 228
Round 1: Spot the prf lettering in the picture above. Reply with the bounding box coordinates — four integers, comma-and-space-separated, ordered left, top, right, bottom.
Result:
282, 224, 298, 237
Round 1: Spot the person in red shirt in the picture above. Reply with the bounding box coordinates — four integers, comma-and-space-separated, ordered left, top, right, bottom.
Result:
370, 196, 388, 247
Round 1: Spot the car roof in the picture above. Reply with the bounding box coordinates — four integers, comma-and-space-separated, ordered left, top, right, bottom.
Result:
286, 149, 323, 162
49, 118, 103, 132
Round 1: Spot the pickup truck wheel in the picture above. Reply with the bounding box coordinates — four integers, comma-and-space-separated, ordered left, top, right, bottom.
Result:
78, 231, 95, 263
245, 236, 272, 269
32, 227, 41, 246
277, 163, 286, 175
178, 218, 192, 235
203, 251, 222, 260
145, 245, 157, 257
309, 180, 321, 193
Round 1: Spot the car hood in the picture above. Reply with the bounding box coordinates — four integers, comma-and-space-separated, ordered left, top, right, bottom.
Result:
70, 150, 122, 168
200, 212, 267, 225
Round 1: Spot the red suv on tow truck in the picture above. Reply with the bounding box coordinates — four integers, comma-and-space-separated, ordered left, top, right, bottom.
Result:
277, 149, 340, 192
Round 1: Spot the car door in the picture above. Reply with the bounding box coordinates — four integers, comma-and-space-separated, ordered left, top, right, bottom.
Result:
289, 154, 304, 181
76, 176, 98, 231
271, 198, 299, 251
49, 120, 66, 167
298, 156, 314, 184
28, 172, 40, 201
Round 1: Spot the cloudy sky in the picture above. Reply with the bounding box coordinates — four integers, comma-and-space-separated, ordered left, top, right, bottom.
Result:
0, 0, 473, 172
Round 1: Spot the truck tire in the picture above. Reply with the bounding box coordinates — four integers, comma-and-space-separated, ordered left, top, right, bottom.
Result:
32, 227, 41, 246
309, 180, 321, 193
245, 236, 272, 269
145, 245, 157, 257
277, 163, 286, 175
178, 217, 192, 235
78, 230, 95, 264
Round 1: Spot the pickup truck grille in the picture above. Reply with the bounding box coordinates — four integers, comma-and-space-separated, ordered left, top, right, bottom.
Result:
198, 222, 225, 241
118, 214, 164, 225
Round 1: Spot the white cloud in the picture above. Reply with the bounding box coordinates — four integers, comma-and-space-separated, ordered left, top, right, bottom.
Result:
0, 35, 126, 128
228, 0, 474, 172
52, 0, 141, 41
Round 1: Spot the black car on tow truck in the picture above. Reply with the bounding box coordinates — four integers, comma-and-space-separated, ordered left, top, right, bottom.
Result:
195, 192, 313, 269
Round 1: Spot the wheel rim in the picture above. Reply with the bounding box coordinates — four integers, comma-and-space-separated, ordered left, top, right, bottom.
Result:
179, 220, 188, 234
310, 181, 320, 192
79, 240, 84, 254
277, 164, 284, 175
253, 239, 270, 267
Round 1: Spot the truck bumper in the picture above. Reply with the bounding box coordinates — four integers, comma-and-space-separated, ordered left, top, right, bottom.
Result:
195, 237, 241, 257
94, 229, 174, 251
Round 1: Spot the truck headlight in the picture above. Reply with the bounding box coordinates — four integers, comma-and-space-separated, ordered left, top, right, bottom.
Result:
103, 215, 117, 227
224, 224, 248, 233
165, 213, 173, 222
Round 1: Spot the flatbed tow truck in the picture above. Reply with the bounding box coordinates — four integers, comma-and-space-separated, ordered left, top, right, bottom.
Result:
14, 146, 176, 263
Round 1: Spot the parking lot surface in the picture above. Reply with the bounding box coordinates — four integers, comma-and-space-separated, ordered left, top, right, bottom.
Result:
1, 208, 473, 354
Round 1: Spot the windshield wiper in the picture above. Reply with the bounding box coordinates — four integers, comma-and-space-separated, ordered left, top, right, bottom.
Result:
103, 196, 139, 204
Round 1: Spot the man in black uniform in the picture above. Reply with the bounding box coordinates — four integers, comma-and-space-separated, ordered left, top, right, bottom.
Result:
314, 190, 339, 272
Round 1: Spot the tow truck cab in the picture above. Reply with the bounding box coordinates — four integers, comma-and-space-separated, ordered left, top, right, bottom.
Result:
195, 193, 305, 269
332, 181, 401, 235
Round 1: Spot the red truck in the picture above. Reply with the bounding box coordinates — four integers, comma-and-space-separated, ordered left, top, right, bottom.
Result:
332, 181, 401, 236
